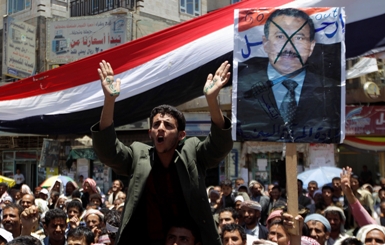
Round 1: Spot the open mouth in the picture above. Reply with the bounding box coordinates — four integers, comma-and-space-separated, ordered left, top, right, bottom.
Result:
157, 136, 164, 143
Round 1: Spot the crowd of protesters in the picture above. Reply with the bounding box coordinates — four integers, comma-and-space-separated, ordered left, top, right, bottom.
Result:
208, 166, 385, 245
0, 165, 383, 245
0, 177, 124, 245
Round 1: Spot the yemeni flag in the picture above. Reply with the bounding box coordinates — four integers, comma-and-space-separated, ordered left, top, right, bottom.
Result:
0, 0, 384, 134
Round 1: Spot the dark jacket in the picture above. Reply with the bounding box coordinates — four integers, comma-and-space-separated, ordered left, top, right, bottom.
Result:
92, 117, 233, 245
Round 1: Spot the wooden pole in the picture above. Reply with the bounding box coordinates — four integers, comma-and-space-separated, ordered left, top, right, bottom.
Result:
285, 143, 301, 240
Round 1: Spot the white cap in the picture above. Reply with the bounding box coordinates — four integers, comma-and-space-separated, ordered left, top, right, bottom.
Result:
39, 189, 49, 195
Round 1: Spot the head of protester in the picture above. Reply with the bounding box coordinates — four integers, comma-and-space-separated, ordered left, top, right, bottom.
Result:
165, 222, 201, 245
2, 203, 23, 238
20, 193, 35, 210
84, 209, 105, 230
221, 223, 246, 245
67, 226, 95, 245
304, 213, 331, 245
43, 208, 67, 245
218, 207, 239, 231
66, 181, 77, 197
104, 209, 121, 245
356, 224, 385, 245
6, 235, 41, 245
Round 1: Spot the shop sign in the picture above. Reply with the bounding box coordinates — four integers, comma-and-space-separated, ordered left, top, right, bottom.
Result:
346, 106, 385, 136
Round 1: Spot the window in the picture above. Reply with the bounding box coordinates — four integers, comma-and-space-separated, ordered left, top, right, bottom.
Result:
231, 0, 240, 3
180, 0, 200, 16
7, 0, 30, 14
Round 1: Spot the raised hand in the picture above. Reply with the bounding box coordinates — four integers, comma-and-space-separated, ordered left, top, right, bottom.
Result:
20, 205, 39, 235
69, 216, 80, 230
204, 61, 231, 99
340, 166, 353, 191
98, 60, 121, 99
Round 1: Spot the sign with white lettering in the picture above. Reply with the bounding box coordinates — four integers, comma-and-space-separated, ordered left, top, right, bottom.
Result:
47, 16, 128, 63
346, 106, 385, 136
232, 8, 345, 143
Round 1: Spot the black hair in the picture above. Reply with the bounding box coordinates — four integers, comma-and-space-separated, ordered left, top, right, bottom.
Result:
308, 180, 318, 187
66, 200, 84, 214
272, 185, 281, 192
3, 203, 23, 216
72, 188, 82, 198
272, 200, 287, 211
322, 185, 334, 193
297, 179, 303, 186
105, 209, 122, 241
332, 177, 341, 182
0, 182, 8, 188
114, 179, 124, 190
219, 207, 239, 220
168, 220, 201, 244
221, 223, 246, 242
220, 179, 233, 188
341, 237, 363, 245
150, 105, 186, 131
51, 191, 60, 197
7, 235, 41, 245
44, 208, 67, 225
89, 193, 102, 202
67, 226, 95, 245
264, 8, 315, 41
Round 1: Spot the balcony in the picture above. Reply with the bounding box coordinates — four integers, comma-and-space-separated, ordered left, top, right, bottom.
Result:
70, 0, 135, 17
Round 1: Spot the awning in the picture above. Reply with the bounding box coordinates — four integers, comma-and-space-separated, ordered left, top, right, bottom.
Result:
346, 58, 378, 79
344, 136, 385, 151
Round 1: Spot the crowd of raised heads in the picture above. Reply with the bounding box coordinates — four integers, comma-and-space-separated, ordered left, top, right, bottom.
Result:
207, 166, 385, 245
0, 177, 126, 245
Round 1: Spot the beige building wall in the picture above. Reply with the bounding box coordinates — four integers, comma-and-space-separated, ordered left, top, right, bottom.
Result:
0, 0, 6, 28
134, 0, 208, 39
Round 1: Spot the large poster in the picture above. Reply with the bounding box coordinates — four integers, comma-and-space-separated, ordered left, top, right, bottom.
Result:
2, 16, 36, 79
46, 15, 127, 63
39, 139, 60, 167
232, 8, 345, 143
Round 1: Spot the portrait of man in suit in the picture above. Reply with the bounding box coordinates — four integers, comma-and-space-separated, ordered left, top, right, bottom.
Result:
235, 8, 342, 143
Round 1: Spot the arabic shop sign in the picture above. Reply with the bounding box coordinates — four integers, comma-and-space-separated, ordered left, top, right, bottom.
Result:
346, 106, 385, 136
2, 16, 37, 79
46, 16, 127, 63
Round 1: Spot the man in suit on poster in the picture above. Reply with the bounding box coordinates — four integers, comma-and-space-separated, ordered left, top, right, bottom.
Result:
237, 8, 341, 143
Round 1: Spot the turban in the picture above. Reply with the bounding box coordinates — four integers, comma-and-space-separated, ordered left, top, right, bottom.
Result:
234, 195, 244, 203
266, 210, 282, 229
356, 224, 385, 243
240, 200, 262, 211
304, 214, 331, 233
84, 208, 104, 221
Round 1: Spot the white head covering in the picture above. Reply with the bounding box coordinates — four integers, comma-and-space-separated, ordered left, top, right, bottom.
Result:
49, 179, 64, 196
356, 224, 385, 243
323, 206, 346, 233
21, 184, 33, 195
0, 228, 13, 242
54, 195, 68, 209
